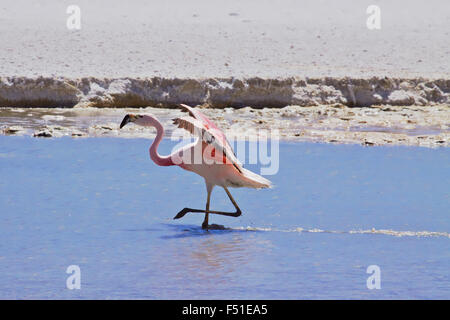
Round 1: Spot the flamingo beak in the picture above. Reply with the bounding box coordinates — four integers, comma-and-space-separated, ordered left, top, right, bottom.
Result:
120, 114, 134, 129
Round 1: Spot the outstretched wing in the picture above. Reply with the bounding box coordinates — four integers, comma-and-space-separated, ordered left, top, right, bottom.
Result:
174, 104, 243, 173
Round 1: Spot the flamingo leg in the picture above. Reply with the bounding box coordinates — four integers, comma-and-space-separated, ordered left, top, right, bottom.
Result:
201, 188, 211, 229
173, 186, 242, 222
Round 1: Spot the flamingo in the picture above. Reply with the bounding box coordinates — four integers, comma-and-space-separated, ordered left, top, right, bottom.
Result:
119, 104, 272, 229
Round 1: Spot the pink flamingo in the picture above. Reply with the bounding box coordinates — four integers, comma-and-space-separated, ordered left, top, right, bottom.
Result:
119, 104, 272, 229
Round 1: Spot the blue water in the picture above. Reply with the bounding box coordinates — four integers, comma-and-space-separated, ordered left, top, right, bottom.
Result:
0, 136, 449, 299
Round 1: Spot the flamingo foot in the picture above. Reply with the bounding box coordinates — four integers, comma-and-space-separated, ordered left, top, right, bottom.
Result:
173, 207, 198, 220
173, 208, 188, 219
202, 223, 226, 230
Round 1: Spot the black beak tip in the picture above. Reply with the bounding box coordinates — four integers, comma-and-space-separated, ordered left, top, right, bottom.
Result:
119, 114, 130, 129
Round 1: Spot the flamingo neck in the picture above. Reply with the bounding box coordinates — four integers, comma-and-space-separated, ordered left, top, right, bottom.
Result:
140, 116, 174, 167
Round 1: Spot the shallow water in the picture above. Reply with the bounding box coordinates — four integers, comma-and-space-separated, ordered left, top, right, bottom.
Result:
0, 136, 449, 299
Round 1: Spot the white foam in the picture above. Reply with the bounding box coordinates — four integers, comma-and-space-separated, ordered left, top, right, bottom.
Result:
233, 226, 450, 238
348, 228, 450, 238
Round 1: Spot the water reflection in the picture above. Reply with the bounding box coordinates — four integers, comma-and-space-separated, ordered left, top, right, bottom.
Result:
153, 225, 273, 288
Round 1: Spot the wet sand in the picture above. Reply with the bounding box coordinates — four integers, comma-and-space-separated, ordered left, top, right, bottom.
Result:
1, 105, 449, 147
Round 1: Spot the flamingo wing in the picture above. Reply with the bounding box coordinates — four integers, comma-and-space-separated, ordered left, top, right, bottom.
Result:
179, 104, 239, 161
174, 105, 243, 173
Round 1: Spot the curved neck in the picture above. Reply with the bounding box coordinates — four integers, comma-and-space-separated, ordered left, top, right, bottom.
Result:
140, 116, 174, 167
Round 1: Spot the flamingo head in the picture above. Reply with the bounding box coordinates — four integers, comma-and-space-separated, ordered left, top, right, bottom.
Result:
120, 114, 161, 130
119, 114, 143, 129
